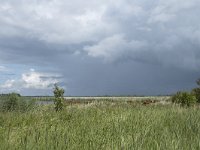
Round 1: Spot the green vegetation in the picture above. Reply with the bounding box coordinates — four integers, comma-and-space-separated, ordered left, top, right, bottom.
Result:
192, 88, 200, 103
172, 91, 197, 107
171, 78, 200, 107
0, 93, 35, 112
53, 84, 64, 111
0, 101, 200, 150
192, 78, 200, 103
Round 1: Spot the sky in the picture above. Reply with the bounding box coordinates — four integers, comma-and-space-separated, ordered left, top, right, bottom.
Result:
0, 0, 200, 96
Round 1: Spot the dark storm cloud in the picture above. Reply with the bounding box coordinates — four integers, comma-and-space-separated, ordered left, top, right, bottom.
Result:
84, 0, 200, 70
0, 0, 200, 95
0, 37, 74, 64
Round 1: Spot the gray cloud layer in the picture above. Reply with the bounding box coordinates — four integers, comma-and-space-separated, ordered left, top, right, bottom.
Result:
0, 0, 200, 95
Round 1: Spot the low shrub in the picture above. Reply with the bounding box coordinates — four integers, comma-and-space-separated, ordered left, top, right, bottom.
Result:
192, 88, 200, 103
172, 91, 197, 107
0, 93, 35, 112
1, 93, 21, 111
53, 84, 64, 111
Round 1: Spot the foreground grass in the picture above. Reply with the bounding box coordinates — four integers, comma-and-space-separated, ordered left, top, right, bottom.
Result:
0, 102, 200, 150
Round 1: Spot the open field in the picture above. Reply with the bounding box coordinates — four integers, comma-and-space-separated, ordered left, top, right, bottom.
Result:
32, 96, 170, 102
34, 96, 171, 106
64, 96, 170, 101
1, 98, 200, 150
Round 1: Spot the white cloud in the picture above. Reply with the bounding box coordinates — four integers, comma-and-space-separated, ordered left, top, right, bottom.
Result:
0, 0, 110, 44
84, 34, 147, 62
1, 79, 15, 88
0, 69, 62, 92
22, 69, 59, 89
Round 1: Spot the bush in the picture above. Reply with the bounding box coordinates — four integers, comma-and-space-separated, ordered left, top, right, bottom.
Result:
192, 88, 200, 103
2, 93, 21, 111
0, 93, 35, 112
172, 91, 197, 107
53, 84, 64, 111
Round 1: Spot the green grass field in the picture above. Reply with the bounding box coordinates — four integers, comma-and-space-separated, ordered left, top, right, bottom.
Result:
0, 99, 200, 150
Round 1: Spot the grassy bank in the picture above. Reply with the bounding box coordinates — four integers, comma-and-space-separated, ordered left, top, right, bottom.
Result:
0, 101, 200, 149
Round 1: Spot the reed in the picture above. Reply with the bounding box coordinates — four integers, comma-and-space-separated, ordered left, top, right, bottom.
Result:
0, 101, 200, 150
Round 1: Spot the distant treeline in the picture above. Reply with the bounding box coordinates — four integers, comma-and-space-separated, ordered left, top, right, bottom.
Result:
0, 93, 21, 97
